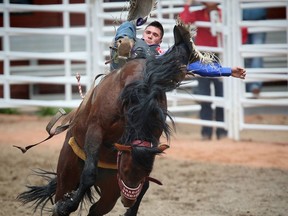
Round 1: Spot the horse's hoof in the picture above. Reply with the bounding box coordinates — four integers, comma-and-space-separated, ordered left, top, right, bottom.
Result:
52, 201, 71, 216
51, 204, 60, 216
53, 190, 80, 216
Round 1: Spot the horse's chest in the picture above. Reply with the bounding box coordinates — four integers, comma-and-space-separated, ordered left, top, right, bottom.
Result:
99, 145, 118, 165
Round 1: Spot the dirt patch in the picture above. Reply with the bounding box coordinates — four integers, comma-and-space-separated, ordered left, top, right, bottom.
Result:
0, 114, 287, 216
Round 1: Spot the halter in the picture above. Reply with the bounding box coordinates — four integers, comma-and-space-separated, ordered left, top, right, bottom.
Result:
117, 140, 153, 200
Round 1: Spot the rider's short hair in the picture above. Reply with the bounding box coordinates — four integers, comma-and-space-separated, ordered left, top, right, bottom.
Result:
146, 21, 164, 39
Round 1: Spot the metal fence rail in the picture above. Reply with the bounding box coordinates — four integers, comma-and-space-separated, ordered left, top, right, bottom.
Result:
0, 0, 91, 107
239, 0, 288, 135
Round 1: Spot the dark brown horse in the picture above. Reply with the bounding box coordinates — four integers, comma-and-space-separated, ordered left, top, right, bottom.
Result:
17, 23, 210, 216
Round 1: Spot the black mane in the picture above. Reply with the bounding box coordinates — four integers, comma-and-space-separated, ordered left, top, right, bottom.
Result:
119, 41, 190, 147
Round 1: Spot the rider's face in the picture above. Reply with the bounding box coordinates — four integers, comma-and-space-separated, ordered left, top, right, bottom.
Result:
142, 26, 162, 45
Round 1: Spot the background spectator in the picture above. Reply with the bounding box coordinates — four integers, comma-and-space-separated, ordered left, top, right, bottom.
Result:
243, 8, 267, 97
179, 0, 227, 140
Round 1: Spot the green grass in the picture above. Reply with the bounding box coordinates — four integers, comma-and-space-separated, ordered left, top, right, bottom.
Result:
0, 108, 20, 114
0, 107, 73, 116
36, 107, 73, 116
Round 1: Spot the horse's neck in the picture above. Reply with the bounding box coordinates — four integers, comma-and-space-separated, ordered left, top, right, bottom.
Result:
119, 59, 146, 83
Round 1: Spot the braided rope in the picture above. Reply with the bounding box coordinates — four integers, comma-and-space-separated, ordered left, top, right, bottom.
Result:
76, 73, 85, 99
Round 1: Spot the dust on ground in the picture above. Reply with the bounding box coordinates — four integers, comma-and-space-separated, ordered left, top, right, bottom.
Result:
0, 114, 287, 216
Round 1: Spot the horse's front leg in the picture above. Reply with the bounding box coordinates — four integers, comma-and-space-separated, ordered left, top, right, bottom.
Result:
54, 127, 102, 216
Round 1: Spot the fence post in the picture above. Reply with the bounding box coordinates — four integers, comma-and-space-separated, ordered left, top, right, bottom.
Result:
91, 0, 106, 86
3, 0, 11, 102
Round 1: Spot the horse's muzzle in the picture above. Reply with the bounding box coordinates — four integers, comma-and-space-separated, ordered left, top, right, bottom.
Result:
118, 178, 143, 207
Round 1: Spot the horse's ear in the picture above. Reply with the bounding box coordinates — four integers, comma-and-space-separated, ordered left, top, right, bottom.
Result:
114, 143, 132, 152
157, 144, 169, 152
173, 25, 182, 46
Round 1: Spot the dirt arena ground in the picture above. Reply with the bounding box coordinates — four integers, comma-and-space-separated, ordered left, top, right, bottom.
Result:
0, 113, 287, 216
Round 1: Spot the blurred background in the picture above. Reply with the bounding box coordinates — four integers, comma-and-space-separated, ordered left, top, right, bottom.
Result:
0, 0, 287, 141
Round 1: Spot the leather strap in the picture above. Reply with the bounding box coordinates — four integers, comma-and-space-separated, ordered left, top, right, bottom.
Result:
68, 137, 117, 170
13, 108, 69, 153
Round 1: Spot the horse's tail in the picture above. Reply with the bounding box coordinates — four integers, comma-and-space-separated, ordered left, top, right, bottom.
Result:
17, 169, 57, 214
18, 169, 95, 214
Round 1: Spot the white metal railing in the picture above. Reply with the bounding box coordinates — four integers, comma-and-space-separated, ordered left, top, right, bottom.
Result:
0, 0, 92, 107
228, 0, 288, 139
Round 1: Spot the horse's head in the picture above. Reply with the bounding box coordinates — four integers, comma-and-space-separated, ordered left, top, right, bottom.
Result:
115, 142, 168, 207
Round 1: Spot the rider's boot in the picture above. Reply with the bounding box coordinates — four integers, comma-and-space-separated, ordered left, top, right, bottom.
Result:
127, 0, 157, 27
116, 36, 135, 59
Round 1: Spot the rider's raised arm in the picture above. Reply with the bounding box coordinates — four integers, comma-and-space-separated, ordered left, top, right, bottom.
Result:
187, 61, 246, 79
